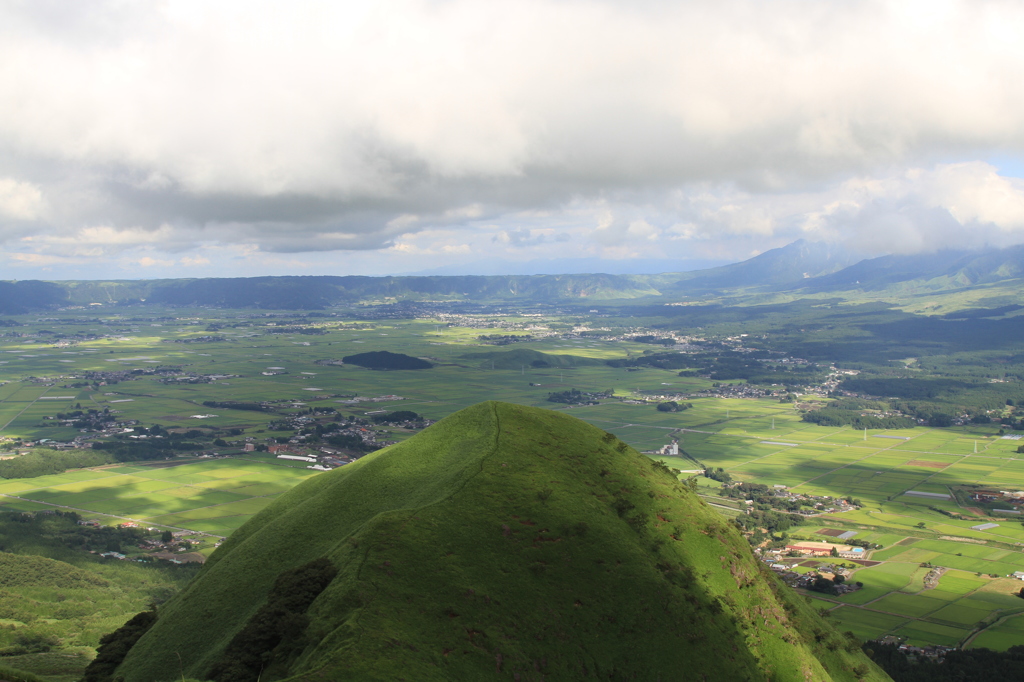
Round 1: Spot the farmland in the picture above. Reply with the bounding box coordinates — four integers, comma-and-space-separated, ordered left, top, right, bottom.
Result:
1, 304, 1024, 658
0, 459, 317, 541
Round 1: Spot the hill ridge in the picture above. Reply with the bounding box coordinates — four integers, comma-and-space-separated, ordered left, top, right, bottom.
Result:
112, 402, 885, 681
9, 241, 1024, 309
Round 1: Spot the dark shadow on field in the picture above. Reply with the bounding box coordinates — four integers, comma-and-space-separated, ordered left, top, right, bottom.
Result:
14, 460, 301, 527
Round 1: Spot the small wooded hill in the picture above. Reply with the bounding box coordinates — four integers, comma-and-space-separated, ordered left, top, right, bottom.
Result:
114, 402, 887, 681
341, 350, 433, 369
460, 347, 603, 369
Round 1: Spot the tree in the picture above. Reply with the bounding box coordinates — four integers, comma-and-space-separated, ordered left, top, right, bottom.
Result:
161, 530, 173, 543
810, 576, 835, 593
830, 545, 840, 557
81, 609, 158, 682
915, 522, 926, 529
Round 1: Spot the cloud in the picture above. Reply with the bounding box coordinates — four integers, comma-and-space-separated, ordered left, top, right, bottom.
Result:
137, 256, 174, 268
0, 178, 43, 220
2, 0, 1024, 273
801, 163, 1024, 253
494, 227, 549, 247
179, 256, 210, 267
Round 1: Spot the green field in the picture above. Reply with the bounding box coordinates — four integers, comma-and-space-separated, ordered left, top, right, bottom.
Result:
3, 307, 1024, 658
0, 459, 317, 537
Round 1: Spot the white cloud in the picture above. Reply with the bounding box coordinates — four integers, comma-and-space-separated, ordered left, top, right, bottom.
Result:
799, 163, 1024, 252
0, 178, 43, 220
925, 163, 1024, 230
2, 1, 1024, 274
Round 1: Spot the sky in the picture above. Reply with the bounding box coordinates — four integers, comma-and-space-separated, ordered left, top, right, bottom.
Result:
3, 0, 1024, 280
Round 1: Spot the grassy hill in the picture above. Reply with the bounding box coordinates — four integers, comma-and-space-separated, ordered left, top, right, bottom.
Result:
0, 512, 197, 681
115, 402, 886, 681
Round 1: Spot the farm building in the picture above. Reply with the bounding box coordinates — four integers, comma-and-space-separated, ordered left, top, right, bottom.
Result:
784, 541, 857, 557
786, 543, 830, 557
277, 454, 318, 463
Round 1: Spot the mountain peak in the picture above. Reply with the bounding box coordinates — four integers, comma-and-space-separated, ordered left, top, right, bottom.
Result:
666, 240, 863, 293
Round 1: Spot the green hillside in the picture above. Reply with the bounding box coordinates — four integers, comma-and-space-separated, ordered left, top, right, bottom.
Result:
0, 552, 108, 589
114, 402, 886, 681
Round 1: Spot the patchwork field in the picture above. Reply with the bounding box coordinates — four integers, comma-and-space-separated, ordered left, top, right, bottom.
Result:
2, 309, 1024, 651
0, 459, 317, 537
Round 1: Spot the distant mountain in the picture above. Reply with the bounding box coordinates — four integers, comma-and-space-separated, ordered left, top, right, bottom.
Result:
11, 241, 1024, 311
661, 240, 862, 294
0, 280, 69, 313
59, 274, 662, 309
111, 402, 885, 681
803, 245, 1024, 292
404, 256, 730, 276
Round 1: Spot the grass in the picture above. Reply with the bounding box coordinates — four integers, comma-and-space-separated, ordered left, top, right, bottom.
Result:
2, 309, 1024, 656
829, 607, 908, 641
0, 514, 196, 682
0, 460, 316, 538
969, 613, 1024, 650
117, 402, 885, 682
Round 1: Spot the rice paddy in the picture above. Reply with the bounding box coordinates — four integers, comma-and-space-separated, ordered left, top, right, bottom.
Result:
2, 308, 1024, 650
0, 459, 317, 538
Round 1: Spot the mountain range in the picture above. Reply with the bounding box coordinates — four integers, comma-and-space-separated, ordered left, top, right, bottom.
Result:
6, 240, 1024, 311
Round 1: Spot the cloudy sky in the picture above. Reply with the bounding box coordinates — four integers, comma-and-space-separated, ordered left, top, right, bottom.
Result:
3, 0, 1024, 279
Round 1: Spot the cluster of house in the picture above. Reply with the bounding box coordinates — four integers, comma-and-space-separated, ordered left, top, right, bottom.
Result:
159, 372, 240, 384
763, 557, 861, 595
163, 335, 226, 343
717, 483, 861, 517
258, 411, 411, 470
798, 498, 861, 515
760, 486, 861, 514
335, 394, 406, 405
432, 313, 556, 333
40, 410, 137, 434
96, 527, 209, 563
690, 383, 801, 400
269, 446, 359, 470
874, 636, 956, 660
969, 489, 1024, 515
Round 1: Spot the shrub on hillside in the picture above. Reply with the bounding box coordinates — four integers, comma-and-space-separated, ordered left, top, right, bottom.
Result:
80, 609, 158, 682
206, 558, 338, 682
